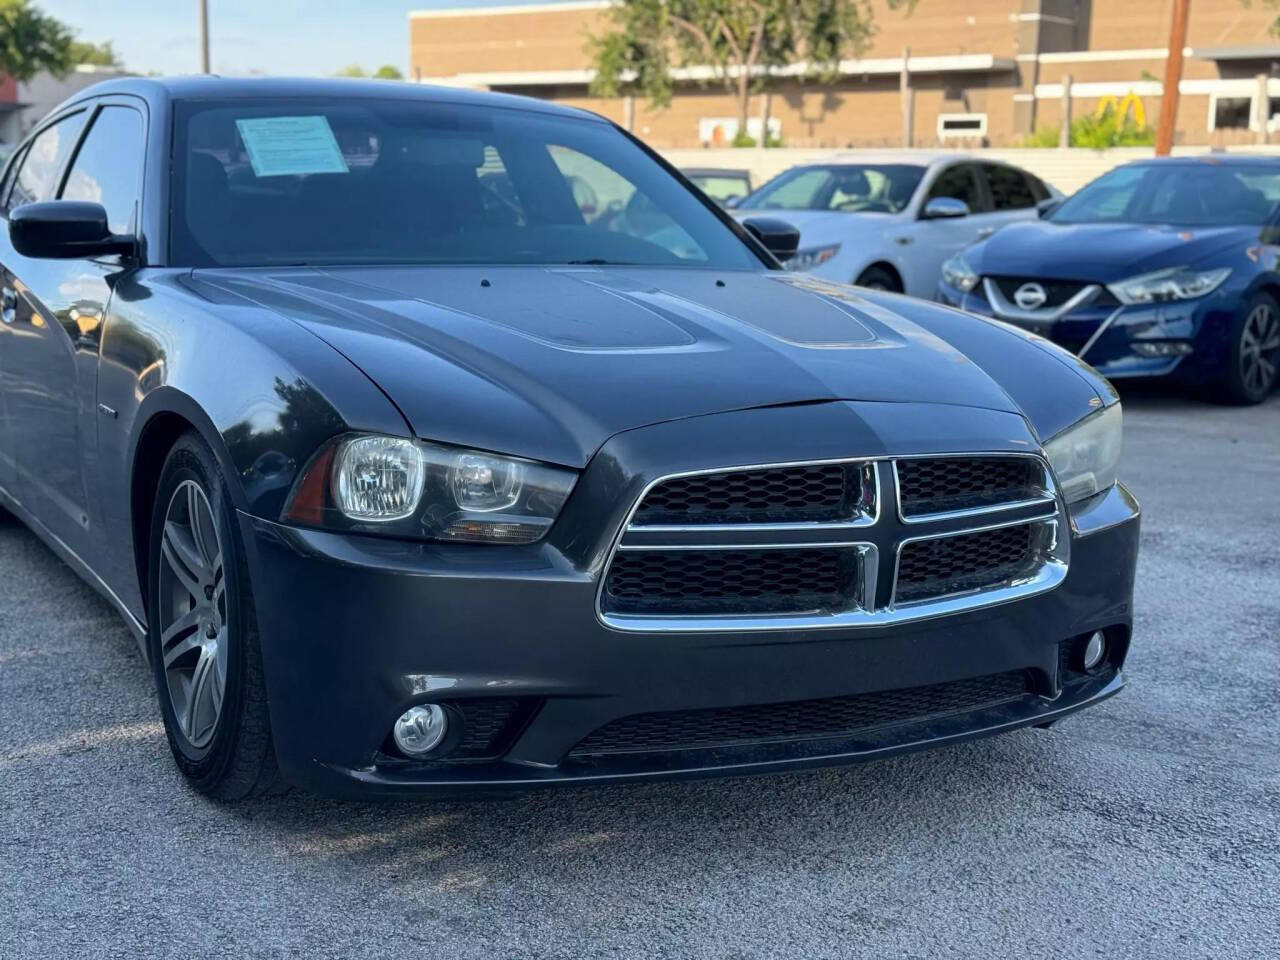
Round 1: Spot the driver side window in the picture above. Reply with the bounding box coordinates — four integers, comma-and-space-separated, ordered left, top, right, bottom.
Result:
926, 164, 984, 212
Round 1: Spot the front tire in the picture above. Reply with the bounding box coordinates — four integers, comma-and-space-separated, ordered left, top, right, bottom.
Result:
1218, 292, 1280, 405
855, 265, 902, 293
148, 431, 282, 800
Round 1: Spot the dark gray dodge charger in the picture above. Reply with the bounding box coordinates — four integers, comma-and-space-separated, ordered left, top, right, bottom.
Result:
0, 77, 1139, 799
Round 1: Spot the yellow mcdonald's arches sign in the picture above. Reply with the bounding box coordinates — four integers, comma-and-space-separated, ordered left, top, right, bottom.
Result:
1095, 92, 1146, 126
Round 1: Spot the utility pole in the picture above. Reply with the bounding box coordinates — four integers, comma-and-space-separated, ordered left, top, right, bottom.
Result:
900, 46, 913, 149
1154, 0, 1190, 156
1059, 74, 1072, 148
199, 0, 211, 74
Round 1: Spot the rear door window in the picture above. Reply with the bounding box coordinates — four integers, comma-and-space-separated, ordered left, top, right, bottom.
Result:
983, 163, 1037, 210
8, 110, 88, 209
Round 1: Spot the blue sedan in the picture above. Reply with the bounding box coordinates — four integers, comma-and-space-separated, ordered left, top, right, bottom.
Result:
937, 157, 1280, 404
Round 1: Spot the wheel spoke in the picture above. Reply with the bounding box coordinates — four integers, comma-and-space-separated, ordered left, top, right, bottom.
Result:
188, 485, 217, 568
186, 646, 216, 740
162, 522, 207, 597
161, 607, 202, 666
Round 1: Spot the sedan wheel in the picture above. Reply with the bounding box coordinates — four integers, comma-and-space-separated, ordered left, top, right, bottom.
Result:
158, 480, 228, 749
1239, 301, 1280, 400
1222, 293, 1280, 405
149, 431, 282, 799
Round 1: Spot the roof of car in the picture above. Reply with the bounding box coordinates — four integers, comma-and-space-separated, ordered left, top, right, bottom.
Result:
1126, 154, 1279, 166
55, 75, 603, 122
827, 151, 970, 168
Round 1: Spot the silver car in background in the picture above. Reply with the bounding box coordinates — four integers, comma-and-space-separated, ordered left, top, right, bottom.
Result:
735, 153, 1061, 296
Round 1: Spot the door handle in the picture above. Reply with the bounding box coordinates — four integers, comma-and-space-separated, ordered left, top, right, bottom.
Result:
977, 226, 996, 238
1, 287, 15, 324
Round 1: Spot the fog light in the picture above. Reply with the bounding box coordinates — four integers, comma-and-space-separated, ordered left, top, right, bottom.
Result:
393, 704, 448, 756
1082, 631, 1107, 671
1131, 340, 1193, 358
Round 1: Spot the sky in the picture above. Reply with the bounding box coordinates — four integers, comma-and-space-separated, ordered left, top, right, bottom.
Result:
39, 0, 556, 78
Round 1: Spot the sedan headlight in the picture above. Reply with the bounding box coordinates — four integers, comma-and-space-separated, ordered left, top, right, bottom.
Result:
786, 243, 841, 272
284, 434, 577, 544
1044, 404, 1122, 505
1108, 266, 1231, 305
941, 254, 979, 293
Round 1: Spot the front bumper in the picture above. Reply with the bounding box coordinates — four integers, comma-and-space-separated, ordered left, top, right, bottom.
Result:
240, 401, 1140, 797
937, 280, 1239, 382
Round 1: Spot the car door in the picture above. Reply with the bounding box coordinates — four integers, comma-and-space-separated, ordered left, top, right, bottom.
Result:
901, 161, 998, 295
0, 142, 30, 499
0, 100, 144, 560
979, 162, 1045, 232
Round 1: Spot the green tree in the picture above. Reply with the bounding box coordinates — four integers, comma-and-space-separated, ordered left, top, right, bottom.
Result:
69, 39, 122, 68
0, 0, 74, 83
336, 64, 403, 80
1016, 104, 1155, 149
590, 0, 912, 143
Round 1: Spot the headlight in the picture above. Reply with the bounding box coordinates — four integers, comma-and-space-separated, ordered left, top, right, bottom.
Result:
941, 254, 979, 293
1044, 404, 1122, 505
283, 434, 578, 544
786, 243, 841, 272
1108, 266, 1231, 305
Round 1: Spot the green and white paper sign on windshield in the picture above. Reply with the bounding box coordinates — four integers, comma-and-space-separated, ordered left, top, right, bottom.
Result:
235, 115, 349, 177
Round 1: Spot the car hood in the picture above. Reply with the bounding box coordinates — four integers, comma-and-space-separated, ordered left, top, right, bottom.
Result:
195, 266, 1026, 468
972, 219, 1251, 281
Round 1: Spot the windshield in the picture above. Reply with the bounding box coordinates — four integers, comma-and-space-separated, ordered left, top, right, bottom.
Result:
740, 164, 925, 214
170, 98, 761, 269
1049, 162, 1280, 227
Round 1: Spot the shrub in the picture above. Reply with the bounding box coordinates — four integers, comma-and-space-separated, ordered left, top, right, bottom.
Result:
1015, 104, 1156, 148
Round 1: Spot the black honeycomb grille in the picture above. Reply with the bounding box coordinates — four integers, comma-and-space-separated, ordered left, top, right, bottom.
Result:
895, 522, 1043, 604
989, 277, 1118, 309
632, 464, 858, 526
569, 671, 1031, 757
897, 456, 1043, 516
603, 547, 859, 615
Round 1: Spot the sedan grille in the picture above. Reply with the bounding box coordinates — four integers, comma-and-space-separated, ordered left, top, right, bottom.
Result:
569, 671, 1031, 757
632, 463, 864, 526
895, 522, 1046, 605
896, 456, 1046, 517
988, 276, 1118, 309
599, 454, 1062, 628
604, 547, 860, 616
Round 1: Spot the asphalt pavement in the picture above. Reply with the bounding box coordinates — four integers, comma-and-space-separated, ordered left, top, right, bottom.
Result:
2, 387, 1278, 959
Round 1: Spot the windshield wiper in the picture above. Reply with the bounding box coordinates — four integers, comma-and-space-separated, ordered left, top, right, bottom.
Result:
566, 258, 621, 265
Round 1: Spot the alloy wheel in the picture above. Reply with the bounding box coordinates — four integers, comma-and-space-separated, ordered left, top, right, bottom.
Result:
158, 480, 229, 749
1240, 302, 1280, 398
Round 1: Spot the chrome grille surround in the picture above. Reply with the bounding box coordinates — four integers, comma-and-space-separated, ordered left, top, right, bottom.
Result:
596, 453, 1067, 633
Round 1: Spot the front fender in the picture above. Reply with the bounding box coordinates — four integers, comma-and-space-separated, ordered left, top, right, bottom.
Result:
95, 269, 409, 620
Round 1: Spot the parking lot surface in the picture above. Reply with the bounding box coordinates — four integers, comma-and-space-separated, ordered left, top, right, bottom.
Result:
2, 389, 1278, 960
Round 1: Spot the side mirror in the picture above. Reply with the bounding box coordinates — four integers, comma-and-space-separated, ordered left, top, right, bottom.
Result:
9, 201, 136, 260
1037, 197, 1063, 219
921, 197, 969, 220
741, 216, 800, 262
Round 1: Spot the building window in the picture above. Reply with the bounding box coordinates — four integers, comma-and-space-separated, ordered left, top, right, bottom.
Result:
1211, 96, 1253, 130
936, 113, 987, 140
1209, 93, 1280, 132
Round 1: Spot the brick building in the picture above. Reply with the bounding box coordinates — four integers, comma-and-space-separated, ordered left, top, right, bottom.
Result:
409, 0, 1279, 148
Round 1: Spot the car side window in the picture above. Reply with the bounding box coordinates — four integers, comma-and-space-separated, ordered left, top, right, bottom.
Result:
8, 110, 88, 210
984, 163, 1037, 210
547, 144, 708, 262
1026, 174, 1051, 203
0, 144, 28, 211
60, 106, 146, 235
925, 164, 984, 213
